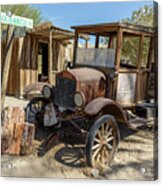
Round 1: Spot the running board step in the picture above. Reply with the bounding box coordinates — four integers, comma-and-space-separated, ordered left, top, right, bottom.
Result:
128, 117, 147, 129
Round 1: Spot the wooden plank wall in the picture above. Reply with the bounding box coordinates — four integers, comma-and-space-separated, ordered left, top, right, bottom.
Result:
19, 35, 38, 97
1, 34, 69, 97
1, 38, 20, 96
51, 41, 66, 85
1, 35, 38, 97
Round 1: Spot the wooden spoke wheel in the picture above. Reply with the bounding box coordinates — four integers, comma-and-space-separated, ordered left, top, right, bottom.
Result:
25, 97, 50, 127
86, 115, 120, 169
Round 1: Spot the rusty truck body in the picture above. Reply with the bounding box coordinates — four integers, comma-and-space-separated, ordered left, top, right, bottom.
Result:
26, 22, 157, 170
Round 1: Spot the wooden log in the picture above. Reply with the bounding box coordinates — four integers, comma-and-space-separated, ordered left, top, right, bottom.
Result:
1, 107, 25, 154
1, 107, 35, 155
2, 122, 35, 155
1, 126, 12, 153
8, 123, 25, 155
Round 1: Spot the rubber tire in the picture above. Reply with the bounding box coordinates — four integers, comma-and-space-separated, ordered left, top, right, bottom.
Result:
86, 114, 120, 168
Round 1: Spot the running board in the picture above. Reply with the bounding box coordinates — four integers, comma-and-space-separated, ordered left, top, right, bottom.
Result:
128, 117, 147, 129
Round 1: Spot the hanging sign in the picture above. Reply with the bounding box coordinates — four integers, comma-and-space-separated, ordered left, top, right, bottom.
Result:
0, 12, 33, 29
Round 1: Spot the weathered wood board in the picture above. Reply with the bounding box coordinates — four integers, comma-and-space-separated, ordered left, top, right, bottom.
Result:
116, 73, 137, 105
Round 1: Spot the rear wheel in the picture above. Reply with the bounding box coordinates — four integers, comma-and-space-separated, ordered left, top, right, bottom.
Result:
86, 115, 120, 170
25, 97, 50, 127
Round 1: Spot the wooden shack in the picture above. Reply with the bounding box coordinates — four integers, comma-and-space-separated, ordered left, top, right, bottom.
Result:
1, 22, 80, 98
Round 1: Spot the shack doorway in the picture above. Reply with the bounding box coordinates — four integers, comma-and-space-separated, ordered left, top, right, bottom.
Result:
38, 42, 49, 82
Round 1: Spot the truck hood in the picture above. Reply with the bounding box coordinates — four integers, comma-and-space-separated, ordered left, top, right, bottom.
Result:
67, 67, 106, 83
57, 67, 106, 105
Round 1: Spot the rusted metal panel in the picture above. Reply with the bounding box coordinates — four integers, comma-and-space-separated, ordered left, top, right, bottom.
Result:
24, 82, 52, 94
69, 67, 106, 83
84, 97, 114, 115
84, 97, 129, 125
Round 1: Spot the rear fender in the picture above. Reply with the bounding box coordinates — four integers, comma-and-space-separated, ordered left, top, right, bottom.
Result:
84, 97, 129, 126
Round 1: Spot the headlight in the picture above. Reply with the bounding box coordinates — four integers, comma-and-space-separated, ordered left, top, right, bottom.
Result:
42, 85, 52, 99
74, 91, 85, 108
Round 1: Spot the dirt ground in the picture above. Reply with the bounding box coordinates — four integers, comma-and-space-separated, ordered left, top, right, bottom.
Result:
1, 96, 157, 180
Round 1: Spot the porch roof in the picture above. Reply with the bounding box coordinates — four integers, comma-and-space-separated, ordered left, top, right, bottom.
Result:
28, 22, 89, 40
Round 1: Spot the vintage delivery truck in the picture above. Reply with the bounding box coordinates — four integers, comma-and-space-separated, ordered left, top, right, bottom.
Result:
26, 23, 157, 169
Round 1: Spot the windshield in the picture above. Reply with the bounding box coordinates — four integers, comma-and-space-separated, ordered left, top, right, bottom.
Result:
76, 48, 116, 68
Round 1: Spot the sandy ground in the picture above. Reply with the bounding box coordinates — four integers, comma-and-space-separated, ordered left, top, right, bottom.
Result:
1, 96, 157, 180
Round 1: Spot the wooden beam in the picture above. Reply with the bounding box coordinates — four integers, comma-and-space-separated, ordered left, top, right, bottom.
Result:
75, 26, 117, 35
48, 29, 53, 84
122, 28, 153, 37
1, 25, 15, 110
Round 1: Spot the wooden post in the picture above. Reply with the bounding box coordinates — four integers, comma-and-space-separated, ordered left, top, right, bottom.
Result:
1, 25, 15, 110
17, 38, 24, 98
146, 36, 154, 100
114, 28, 123, 100
95, 35, 99, 48
137, 34, 144, 69
108, 36, 113, 48
136, 34, 144, 102
73, 31, 78, 66
48, 29, 53, 84
85, 40, 88, 48
147, 37, 154, 69
115, 28, 123, 71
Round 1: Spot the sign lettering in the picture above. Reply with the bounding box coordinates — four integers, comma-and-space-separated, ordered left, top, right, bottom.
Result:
0, 12, 33, 29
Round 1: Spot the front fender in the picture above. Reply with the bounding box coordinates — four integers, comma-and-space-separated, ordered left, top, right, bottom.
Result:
84, 97, 129, 125
24, 82, 53, 94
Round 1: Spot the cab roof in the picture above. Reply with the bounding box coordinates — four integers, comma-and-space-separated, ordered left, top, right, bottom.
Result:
71, 22, 154, 36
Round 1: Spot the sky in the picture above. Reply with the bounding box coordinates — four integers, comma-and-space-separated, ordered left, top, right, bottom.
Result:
32, 1, 153, 31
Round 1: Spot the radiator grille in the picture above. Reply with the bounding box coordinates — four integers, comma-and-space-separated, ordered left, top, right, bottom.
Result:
54, 76, 76, 110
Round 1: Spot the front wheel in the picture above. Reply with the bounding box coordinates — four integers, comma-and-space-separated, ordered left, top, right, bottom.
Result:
86, 115, 120, 170
25, 97, 50, 127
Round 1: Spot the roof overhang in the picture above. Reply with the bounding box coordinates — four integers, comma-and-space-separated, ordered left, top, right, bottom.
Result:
71, 22, 154, 37
28, 22, 89, 40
